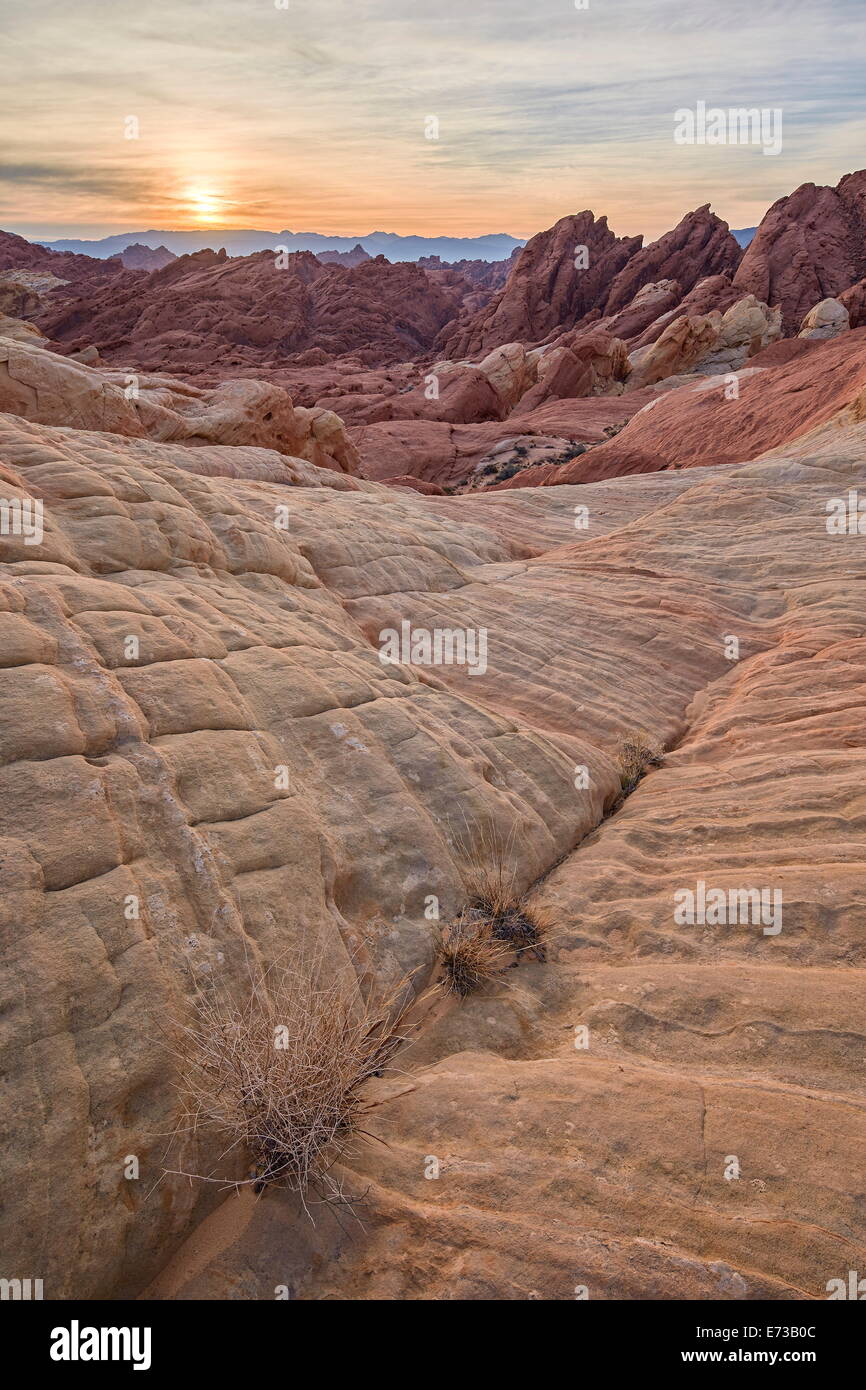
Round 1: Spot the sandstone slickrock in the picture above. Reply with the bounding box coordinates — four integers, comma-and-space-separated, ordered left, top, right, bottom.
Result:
138, 437, 866, 1302
0, 334, 358, 472
0, 409, 598, 1297
3, 169, 866, 1305
2, 385, 864, 1300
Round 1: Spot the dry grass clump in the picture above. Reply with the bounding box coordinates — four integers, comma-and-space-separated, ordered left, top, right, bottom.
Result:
615, 728, 664, 797
165, 950, 417, 1211
436, 820, 555, 994
487, 900, 555, 959
436, 912, 509, 996
461, 824, 554, 962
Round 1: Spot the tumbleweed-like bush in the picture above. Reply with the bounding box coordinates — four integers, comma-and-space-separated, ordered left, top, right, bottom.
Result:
166, 949, 418, 1211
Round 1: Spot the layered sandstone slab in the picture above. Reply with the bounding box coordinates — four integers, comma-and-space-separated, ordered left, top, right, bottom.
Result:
122, 436, 866, 1300
2, 400, 864, 1301
0, 412, 598, 1298
0, 335, 358, 473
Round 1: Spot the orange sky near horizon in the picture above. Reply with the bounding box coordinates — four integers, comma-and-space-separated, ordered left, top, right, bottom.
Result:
2, 0, 866, 245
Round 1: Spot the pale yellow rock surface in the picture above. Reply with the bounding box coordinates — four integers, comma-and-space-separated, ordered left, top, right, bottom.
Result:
798, 297, 851, 341
1, 404, 864, 1301
476, 341, 536, 408
628, 296, 780, 387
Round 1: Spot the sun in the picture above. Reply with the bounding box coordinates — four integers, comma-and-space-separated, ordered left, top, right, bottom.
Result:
184, 186, 222, 224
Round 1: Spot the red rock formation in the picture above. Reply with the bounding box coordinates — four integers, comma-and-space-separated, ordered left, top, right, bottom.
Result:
517, 329, 629, 409
315, 243, 372, 267
733, 170, 866, 333
438, 212, 642, 358
382, 474, 446, 495
537, 327, 866, 483
840, 277, 866, 329
626, 274, 742, 350
39, 248, 464, 370
417, 249, 516, 290
437, 207, 743, 361
600, 279, 684, 343
349, 390, 658, 487
601, 205, 742, 316
112, 243, 177, 271
0, 228, 125, 288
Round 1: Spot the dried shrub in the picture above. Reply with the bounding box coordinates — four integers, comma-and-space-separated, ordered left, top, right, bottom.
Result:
436, 820, 555, 990
165, 949, 418, 1212
436, 912, 509, 996
616, 728, 664, 796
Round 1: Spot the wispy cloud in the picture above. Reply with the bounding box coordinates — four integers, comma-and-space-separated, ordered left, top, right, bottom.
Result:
2, 0, 865, 240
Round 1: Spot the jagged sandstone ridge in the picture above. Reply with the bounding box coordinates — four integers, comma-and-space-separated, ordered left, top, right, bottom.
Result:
1, 389, 864, 1299
733, 170, 866, 333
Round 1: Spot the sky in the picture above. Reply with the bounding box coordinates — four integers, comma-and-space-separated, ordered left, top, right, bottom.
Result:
2, 0, 865, 244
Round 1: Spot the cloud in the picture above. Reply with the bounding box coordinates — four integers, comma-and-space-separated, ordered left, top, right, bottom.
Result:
1, 0, 865, 238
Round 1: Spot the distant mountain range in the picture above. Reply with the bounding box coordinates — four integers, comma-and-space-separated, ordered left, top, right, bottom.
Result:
38, 229, 527, 264
36, 226, 759, 263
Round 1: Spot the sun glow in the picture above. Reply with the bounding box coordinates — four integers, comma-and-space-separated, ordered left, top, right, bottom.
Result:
184, 187, 222, 224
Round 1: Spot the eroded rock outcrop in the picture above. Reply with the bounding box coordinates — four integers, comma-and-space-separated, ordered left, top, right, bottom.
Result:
798, 298, 850, 340
113, 243, 177, 272
38, 249, 467, 371
733, 170, 866, 333
0, 334, 358, 472
438, 212, 642, 358
602, 204, 742, 315
547, 326, 866, 481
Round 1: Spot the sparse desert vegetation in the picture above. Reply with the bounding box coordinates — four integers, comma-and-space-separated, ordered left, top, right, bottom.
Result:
166, 953, 417, 1210
615, 728, 665, 797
